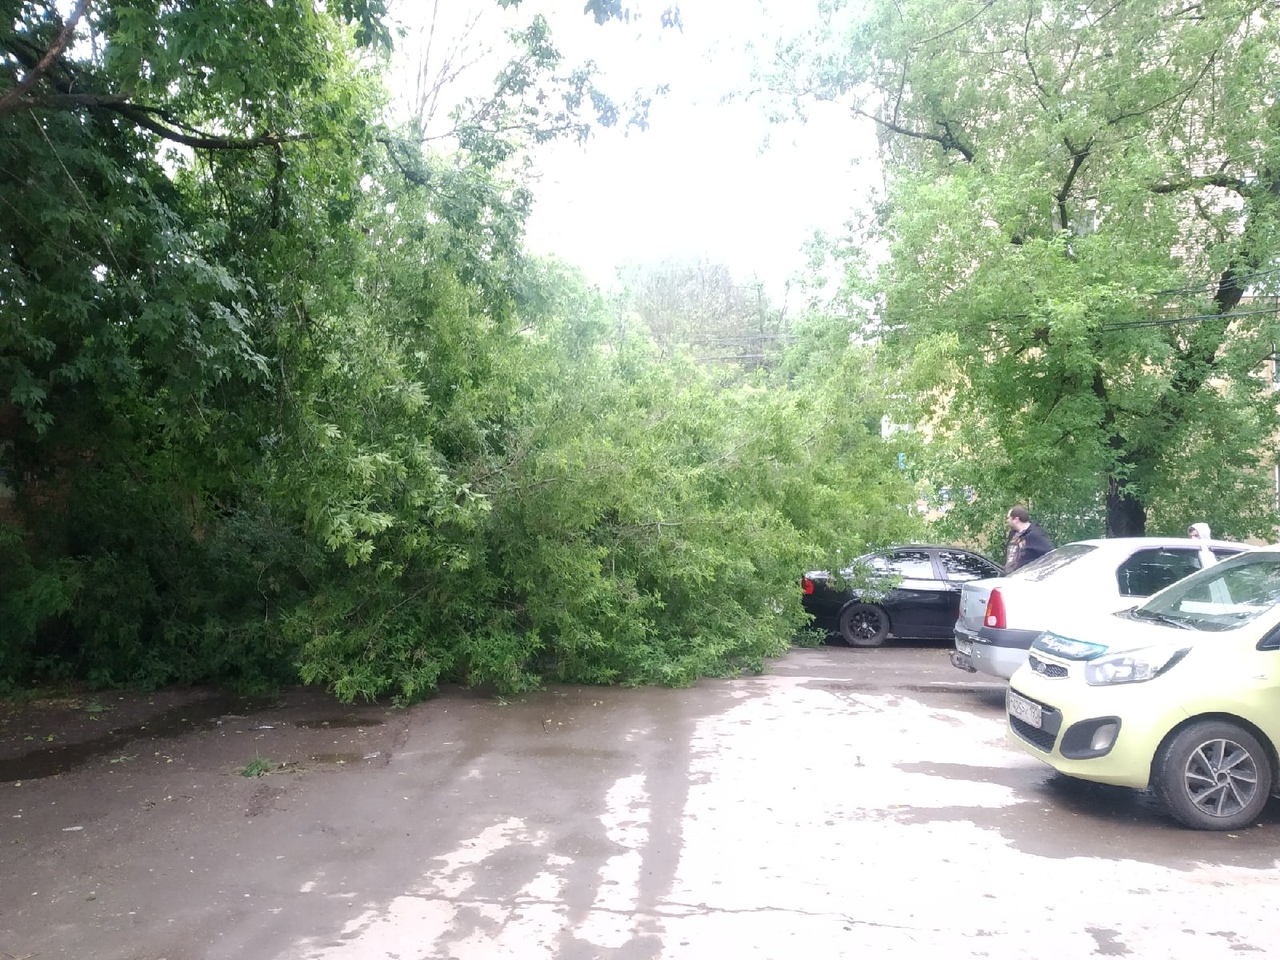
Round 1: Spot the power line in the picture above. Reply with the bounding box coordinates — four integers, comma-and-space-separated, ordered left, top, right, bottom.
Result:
1145, 266, 1280, 299
1101, 304, 1280, 332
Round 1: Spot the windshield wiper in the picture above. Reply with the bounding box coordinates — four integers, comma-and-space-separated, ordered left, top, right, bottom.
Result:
1130, 607, 1195, 630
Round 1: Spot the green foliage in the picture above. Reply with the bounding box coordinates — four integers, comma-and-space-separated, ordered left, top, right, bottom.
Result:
776, 0, 1280, 540
792, 627, 828, 649
281, 256, 918, 701
0, 526, 79, 692
240, 756, 275, 778
0, 0, 917, 703
452, 15, 617, 167
0, 0, 386, 692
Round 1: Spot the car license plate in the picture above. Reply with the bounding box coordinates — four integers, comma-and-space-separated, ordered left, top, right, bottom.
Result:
956, 638, 972, 655
1007, 690, 1042, 729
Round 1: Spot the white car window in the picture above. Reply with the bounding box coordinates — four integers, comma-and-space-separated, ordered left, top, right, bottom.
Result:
1011, 543, 1094, 581
1115, 548, 1202, 597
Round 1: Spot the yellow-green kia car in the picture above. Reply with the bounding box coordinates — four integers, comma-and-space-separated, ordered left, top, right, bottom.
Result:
1007, 546, 1280, 830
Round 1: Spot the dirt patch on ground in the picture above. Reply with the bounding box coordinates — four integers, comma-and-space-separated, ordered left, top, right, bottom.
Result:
0, 685, 406, 784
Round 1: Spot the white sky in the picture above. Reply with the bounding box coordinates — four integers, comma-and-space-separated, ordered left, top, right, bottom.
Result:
389, 0, 880, 300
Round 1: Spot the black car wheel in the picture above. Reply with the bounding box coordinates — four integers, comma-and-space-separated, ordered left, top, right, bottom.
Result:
839, 603, 890, 647
1152, 720, 1273, 831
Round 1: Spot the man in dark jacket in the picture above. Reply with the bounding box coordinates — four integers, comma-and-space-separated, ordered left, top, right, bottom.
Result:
1005, 505, 1054, 572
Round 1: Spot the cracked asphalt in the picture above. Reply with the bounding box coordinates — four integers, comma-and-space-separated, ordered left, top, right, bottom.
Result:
2, 644, 1279, 959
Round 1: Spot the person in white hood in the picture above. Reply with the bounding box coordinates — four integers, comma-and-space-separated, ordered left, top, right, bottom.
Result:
1188, 522, 1211, 539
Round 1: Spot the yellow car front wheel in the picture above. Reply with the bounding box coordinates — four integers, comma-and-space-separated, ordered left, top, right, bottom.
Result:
1153, 720, 1273, 831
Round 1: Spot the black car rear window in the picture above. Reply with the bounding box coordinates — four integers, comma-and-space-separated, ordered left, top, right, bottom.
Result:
1009, 542, 1095, 581
867, 550, 934, 579
938, 550, 999, 581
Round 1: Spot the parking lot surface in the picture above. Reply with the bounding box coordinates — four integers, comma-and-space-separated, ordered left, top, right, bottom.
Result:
3, 644, 1279, 958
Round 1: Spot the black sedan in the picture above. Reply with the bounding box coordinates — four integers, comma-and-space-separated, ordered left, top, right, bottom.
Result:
802, 545, 1002, 647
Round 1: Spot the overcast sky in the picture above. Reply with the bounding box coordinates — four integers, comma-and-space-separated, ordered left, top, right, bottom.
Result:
390, 0, 880, 300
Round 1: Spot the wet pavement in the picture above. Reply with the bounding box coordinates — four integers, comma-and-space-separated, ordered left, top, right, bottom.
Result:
2, 645, 1279, 959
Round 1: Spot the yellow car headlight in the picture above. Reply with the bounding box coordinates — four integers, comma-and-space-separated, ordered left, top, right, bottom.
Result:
1084, 646, 1191, 685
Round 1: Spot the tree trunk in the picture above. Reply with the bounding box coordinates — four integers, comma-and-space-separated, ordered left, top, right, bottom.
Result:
1106, 476, 1146, 536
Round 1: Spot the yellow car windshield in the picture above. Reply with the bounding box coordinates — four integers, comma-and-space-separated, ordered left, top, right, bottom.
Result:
1139, 553, 1280, 632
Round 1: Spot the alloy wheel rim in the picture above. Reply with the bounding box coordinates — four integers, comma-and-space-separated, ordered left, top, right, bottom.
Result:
1183, 738, 1259, 819
851, 611, 879, 639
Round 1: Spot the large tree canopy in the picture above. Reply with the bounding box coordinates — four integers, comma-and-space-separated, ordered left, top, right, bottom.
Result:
0, 0, 917, 699
775, 0, 1280, 543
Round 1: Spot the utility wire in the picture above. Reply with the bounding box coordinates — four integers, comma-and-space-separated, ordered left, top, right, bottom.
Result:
1145, 265, 1280, 298
1101, 304, 1280, 332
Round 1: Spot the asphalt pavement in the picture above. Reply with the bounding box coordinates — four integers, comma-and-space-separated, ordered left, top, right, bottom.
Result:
2, 644, 1279, 959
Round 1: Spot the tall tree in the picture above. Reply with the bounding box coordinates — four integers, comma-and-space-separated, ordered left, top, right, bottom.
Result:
774, 0, 1280, 542
615, 259, 791, 374
0, 0, 392, 685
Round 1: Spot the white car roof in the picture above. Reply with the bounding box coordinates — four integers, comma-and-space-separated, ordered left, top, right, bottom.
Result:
1059, 537, 1247, 552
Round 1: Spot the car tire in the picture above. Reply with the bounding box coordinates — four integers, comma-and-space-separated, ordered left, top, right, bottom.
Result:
1152, 720, 1274, 831
839, 603, 890, 647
